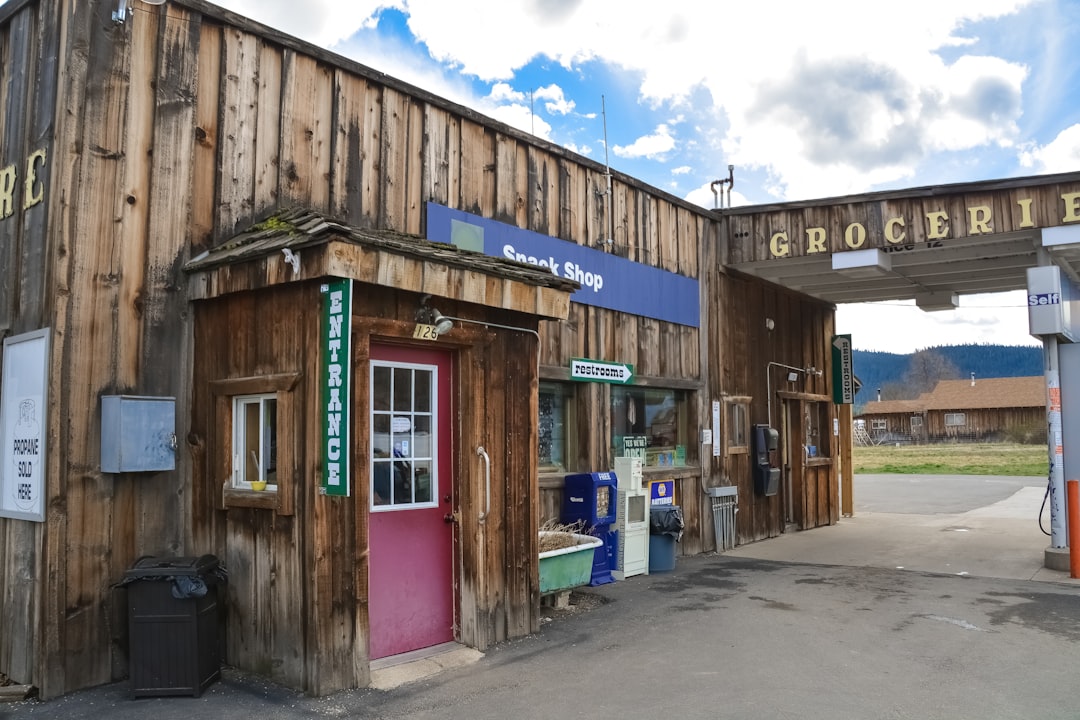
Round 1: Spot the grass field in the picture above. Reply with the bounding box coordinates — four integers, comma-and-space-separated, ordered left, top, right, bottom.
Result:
853, 443, 1049, 476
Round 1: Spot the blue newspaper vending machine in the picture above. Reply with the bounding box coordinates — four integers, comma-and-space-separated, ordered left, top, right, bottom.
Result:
561, 472, 617, 585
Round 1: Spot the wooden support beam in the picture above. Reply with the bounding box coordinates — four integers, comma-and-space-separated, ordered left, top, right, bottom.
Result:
839, 403, 854, 517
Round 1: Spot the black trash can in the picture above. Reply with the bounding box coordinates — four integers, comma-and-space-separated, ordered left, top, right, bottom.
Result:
648, 505, 684, 573
123, 555, 225, 698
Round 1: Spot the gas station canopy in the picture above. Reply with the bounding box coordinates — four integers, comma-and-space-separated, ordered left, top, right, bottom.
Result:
721, 171, 1080, 310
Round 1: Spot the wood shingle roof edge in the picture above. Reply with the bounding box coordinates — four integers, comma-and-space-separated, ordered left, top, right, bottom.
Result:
184, 207, 582, 294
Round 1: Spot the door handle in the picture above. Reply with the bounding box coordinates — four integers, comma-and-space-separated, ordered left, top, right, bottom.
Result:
477, 446, 490, 523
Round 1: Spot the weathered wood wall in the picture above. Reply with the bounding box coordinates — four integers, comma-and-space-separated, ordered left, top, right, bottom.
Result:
925, 407, 1045, 439
1, 0, 198, 697
0, 0, 833, 699
703, 261, 837, 544
0, 0, 62, 691
189, 280, 545, 693
861, 407, 1044, 441
859, 412, 920, 439
190, 283, 316, 689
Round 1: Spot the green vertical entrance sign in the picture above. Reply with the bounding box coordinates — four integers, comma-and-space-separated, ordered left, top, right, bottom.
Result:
321, 279, 352, 496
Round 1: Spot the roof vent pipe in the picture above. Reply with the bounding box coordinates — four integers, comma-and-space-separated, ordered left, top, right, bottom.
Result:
971, 372, 976, 387
709, 165, 735, 210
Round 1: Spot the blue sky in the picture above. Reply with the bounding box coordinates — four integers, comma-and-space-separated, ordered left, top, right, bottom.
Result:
89, 0, 1080, 351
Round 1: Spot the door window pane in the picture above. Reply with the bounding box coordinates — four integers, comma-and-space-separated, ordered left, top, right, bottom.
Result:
372, 362, 438, 510
393, 367, 412, 412
373, 367, 391, 411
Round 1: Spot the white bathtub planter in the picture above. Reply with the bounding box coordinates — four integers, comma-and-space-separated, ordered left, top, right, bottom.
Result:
538, 531, 602, 594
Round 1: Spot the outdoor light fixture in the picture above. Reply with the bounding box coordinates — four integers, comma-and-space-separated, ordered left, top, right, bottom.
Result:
417, 296, 455, 336
429, 309, 454, 336
114, 0, 166, 24
915, 290, 958, 312
832, 248, 892, 279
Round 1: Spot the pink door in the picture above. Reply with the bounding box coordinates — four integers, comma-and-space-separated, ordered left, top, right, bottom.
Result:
368, 344, 454, 659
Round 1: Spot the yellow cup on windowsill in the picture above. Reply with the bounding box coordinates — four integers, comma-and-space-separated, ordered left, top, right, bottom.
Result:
250, 481, 267, 492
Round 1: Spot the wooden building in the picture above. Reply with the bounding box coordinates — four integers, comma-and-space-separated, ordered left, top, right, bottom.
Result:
855, 400, 926, 443
0, 0, 838, 700
857, 376, 1045, 444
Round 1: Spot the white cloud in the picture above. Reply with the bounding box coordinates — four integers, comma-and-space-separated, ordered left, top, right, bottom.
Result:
671, 166, 692, 175
684, 182, 749, 211
533, 85, 575, 115
614, 125, 676, 160
489, 82, 525, 103
208, 0, 395, 48
1019, 124, 1080, 173
490, 103, 554, 139
563, 142, 594, 157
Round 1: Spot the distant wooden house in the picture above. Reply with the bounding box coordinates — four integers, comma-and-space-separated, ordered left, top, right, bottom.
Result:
856, 399, 927, 442
857, 376, 1045, 443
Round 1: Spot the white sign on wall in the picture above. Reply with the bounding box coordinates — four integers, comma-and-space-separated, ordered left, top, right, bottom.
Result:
712, 400, 721, 458
0, 328, 50, 522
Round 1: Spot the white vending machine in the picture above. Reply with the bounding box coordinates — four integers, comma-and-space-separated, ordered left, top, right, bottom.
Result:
612, 456, 649, 579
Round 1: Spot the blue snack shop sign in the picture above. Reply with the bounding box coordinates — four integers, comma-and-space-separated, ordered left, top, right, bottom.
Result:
427, 203, 700, 327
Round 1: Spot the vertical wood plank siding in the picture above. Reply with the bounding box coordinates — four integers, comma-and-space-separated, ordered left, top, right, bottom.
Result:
0, 0, 837, 699
0, 0, 62, 691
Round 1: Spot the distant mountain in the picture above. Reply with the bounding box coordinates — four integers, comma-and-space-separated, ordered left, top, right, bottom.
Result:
852, 344, 1042, 411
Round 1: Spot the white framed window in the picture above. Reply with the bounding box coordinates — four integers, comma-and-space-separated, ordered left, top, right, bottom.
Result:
871, 419, 887, 431
944, 412, 966, 427
232, 394, 278, 491
371, 361, 437, 510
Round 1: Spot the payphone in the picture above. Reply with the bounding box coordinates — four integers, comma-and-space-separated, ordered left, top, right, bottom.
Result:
752, 424, 780, 496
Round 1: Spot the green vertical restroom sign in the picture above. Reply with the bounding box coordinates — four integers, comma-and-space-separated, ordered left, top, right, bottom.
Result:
321, 279, 352, 496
